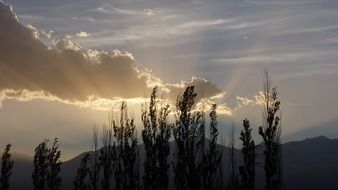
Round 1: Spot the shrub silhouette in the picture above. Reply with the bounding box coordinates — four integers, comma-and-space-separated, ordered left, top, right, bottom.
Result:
113, 102, 140, 190
47, 138, 62, 190
142, 87, 171, 190
0, 144, 14, 190
239, 119, 255, 190
227, 123, 241, 190
99, 126, 114, 190
89, 127, 101, 190
173, 86, 204, 190
258, 71, 282, 190
32, 138, 62, 190
75, 102, 141, 190
74, 153, 91, 190
32, 139, 49, 190
201, 104, 222, 190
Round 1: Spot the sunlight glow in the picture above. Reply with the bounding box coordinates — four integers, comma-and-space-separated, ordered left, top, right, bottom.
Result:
0, 89, 149, 111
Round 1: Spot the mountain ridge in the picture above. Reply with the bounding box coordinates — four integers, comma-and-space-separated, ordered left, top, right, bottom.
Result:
3, 135, 338, 190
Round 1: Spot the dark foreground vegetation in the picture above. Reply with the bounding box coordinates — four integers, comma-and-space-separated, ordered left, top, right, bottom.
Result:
0, 72, 282, 190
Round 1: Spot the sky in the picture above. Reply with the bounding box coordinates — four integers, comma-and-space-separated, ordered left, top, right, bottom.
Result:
1, 0, 338, 160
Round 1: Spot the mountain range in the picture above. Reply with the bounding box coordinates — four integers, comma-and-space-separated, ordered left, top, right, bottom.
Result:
4, 136, 338, 190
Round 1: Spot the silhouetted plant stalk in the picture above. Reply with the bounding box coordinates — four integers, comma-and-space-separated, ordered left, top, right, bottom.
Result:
0, 144, 14, 190
32, 138, 62, 190
258, 71, 282, 190
89, 127, 100, 190
113, 102, 139, 190
47, 138, 62, 190
74, 153, 91, 190
33, 139, 49, 190
142, 87, 171, 190
227, 123, 240, 190
239, 119, 256, 190
201, 104, 222, 190
198, 103, 206, 190
99, 125, 114, 190
173, 86, 204, 190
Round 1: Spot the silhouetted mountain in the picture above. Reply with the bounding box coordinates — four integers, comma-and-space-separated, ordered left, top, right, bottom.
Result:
284, 120, 338, 142
6, 152, 33, 190
282, 136, 338, 190
4, 136, 338, 189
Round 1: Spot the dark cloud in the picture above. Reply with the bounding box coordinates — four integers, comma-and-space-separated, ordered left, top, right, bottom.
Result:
0, 1, 223, 104
165, 77, 224, 103
0, 1, 150, 101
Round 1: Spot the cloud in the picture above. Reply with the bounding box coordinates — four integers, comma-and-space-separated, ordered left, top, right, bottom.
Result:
96, 6, 137, 15
0, 89, 150, 111
54, 36, 81, 51
245, 0, 318, 6
95, 5, 151, 17
144, 9, 155, 16
136, 68, 225, 104
194, 98, 232, 116
71, 16, 96, 23
235, 92, 274, 109
236, 96, 254, 106
211, 52, 322, 65
25, 24, 40, 39
0, 1, 146, 102
178, 19, 226, 29
76, 31, 90, 37
0, 1, 224, 110
77, 17, 232, 47
164, 77, 225, 103
41, 30, 53, 39
217, 103, 233, 116
282, 25, 338, 35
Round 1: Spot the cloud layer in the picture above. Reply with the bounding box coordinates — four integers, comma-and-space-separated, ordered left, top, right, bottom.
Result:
2, 0, 338, 142
0, 1, 224, 110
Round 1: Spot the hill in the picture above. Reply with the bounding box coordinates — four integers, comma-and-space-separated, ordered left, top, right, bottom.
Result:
4, 136, 338, 189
